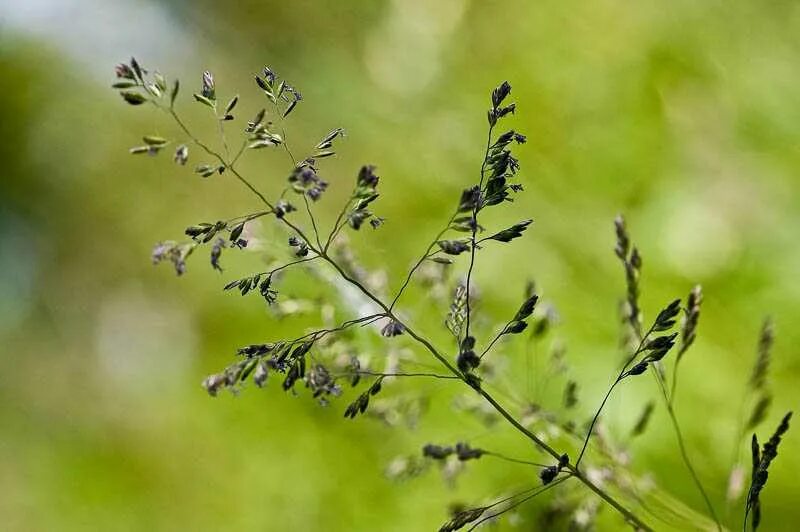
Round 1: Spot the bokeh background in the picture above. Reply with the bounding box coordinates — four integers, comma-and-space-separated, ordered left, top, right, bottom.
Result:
1, 0, 799, 530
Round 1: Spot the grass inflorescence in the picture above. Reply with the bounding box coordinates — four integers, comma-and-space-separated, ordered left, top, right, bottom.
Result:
112, 57, 792, 531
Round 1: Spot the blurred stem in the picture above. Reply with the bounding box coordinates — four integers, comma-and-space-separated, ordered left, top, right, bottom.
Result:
670, 339, 696, 407
650, 364, 722, 531
467, 475, 572, 532
216, 115, 230, 159
337, 370, 458, 380
725, 396, 749, 522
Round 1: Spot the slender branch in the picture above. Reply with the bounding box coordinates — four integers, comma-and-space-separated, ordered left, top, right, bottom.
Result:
389, 210, 459, 311
483, 451, 550, 468
276, 124, 296, 166
337, 370, 459, 380
725, 394, 749, 521
302, 194, 324, 250
482, 484, 544, 510
668, 400, 722, 531
324, 186, 356, 252
576, 379, 624, 467
463, 125, 494, 341
650, 365, 722, 531
275, 210, 320, 254
288, 313, 385, 345
466, 475, 572, 531
268, 98, 325, 251
325, 214, 351, 253
669, 342, 692, 407
269, 96, 297, 167
479, 319, 514, 360
225, 210, 272, 225
216, 114, 231, 159
233, 256, 319, 282
164, 106, 277, 211
576, 324, 655, 468
230, 138, 248, 166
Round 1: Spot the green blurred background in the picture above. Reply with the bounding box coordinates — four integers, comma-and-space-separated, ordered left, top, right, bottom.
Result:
1, 0, 799, 530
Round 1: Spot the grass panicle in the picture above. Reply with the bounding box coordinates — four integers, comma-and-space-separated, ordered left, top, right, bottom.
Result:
112, 57, 793, 532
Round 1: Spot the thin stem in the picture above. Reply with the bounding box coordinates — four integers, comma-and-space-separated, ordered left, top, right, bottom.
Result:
216, 115, 230, 159
302, 194, 324, 250
324, 213, 351, 253
270, 97, 297, 167
525, 333, 533, 399
479, 334, 503, 360
289, 313, 385, 345
463, 125, 494, 341
389, 210, 458, 311
482, 484, 543, 510
483, 451, 549, 468
338, 370, 458, 380
266, 99, 326, 252
668, 401, 722, 532
576, 326, 655, 468
466, 475, 572, 531
225, 210, 271, 224
277, 210, 319, 254
650, 365, 722, 531
226, 167, 275, 212
165, 106, 276, 211
669, 343, 689, 406
478, 382, 706, 530
324, 187, 356, 252
267, 100, 325, 251
576, 379, 623, 467
725, 397, 749, 522
163, 104, 327, 290
230, 138, 248, 166
275, 119, 296, 167
232, 256, 319, 282
479, 319, 514, 360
